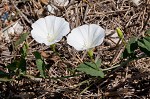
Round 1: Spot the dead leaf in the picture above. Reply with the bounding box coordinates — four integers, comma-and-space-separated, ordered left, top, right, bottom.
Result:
54, 0, 69, 6
4, 3, 10, 11
37, 8, 44, 15
40, 51, 49, 58
40, 0, 49, 5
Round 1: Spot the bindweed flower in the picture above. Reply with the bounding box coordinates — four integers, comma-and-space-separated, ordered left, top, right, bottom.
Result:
31, 16, 70, 46
67, 24, 105, 51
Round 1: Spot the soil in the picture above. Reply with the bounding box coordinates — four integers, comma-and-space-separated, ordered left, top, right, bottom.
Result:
0, 0, 150, 98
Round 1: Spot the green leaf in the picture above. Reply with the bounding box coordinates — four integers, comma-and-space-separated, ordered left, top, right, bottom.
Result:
33, 51, 46, 78
138, 39, 150, 56
0, 70, 8, 77
33, 51, 42, 59
139, 47, 150, 56
143, 38, 150, 51
122, 48, 128, 58
21, 43, 28, 58
77, 62, 104, 78
18, 57, 26, 75
7, 61, 18, 71
138, 37, 150, 51
123, 37, 138, 58
144, 36, 150, 42
95, 59, 101, 67
138, 40, 147, 49
15, 33, 29, 47
0, 70, 12, 82
36, 59, 46, 78
145, 29, 150, 36
85, 62, 98, 69
126, 37, 137, 54
7, 58, 26, 75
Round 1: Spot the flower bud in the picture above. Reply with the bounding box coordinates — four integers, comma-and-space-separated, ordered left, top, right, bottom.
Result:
116, 27, 124, 39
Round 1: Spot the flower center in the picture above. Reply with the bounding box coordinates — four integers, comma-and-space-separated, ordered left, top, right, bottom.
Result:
83, 41, 91, 49
47, 34, 55, 42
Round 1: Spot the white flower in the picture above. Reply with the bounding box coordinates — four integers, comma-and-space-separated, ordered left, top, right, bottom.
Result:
67, 24, 105, 51
131, 0, 141, 6
31, 16, 70, 46
54, 0, 69, 6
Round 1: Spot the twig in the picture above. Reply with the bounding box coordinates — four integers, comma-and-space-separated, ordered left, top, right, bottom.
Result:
83, 4, 89, 23
92, 9, 129, 16
12, 1, 32, 24
2, 21, 18, 33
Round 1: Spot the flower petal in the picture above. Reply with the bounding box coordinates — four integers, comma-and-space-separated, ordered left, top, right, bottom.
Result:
89, 24, 105, 48
53, 17, 70, 40
67, 27, 86, 50
44, 16, 56, 35
32, 18, 48, 36
45, 16, 70, 43
31, 29, 47, 44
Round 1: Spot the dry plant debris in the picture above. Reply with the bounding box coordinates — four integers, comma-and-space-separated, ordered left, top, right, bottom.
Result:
0, 0, 150, 98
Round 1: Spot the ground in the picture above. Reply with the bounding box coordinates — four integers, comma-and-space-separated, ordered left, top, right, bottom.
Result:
0, 0, 150, 98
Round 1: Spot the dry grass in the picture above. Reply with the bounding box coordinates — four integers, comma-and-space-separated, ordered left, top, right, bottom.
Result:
0, 0, 150, 98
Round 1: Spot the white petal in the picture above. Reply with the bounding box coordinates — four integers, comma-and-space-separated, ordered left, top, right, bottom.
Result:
31, 29, 47, 44
31, 17, 51, 44
78, 25, 89, 46
67, 24, 105, 51
32, 18, 48, 36
53, 17, 70, 39
89, 24, 105, 48
45, 16, 70, 43
67, 27, 87, 50
45, 16, 56, 35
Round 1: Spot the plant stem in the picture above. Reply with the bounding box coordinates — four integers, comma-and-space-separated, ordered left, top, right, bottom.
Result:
72, 78, 92, 89
50, 44, 56, 52
102, 53, 147, 71
102, 64, 121, 71
87, 49, 99, 69
80, 85, 91, 94
103, 57, 133, 72
24, 73, 84, 81
50, 73, 83, 80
